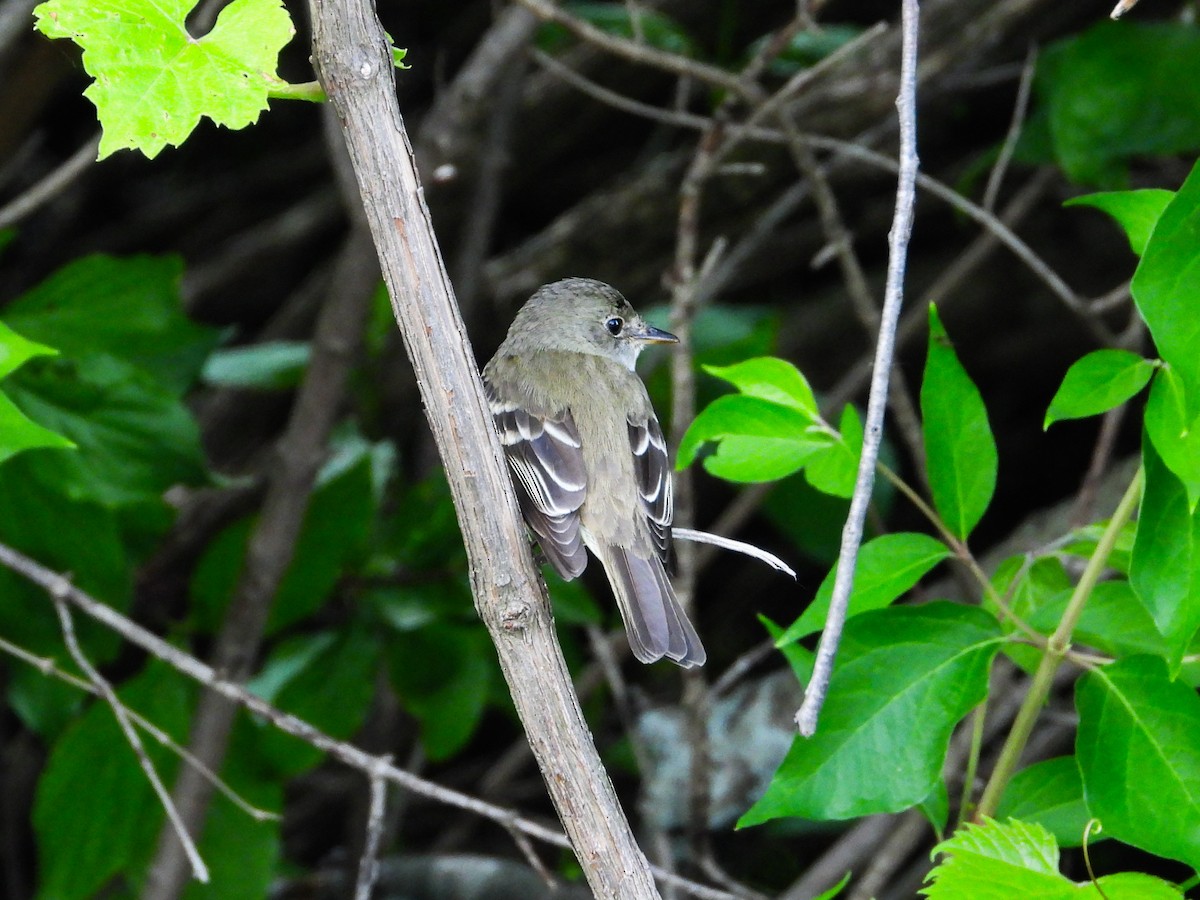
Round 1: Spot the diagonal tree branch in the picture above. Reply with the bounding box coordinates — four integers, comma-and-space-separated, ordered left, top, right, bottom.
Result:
308, 2, 661, 896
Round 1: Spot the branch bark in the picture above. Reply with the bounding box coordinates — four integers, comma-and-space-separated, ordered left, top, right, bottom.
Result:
308, 2, 660, 896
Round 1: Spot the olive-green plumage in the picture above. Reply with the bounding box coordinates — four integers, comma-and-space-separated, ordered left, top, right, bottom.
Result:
483, 278, 705, 667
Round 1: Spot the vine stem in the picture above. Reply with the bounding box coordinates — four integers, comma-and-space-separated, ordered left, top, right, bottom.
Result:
975, 466, 1144, 820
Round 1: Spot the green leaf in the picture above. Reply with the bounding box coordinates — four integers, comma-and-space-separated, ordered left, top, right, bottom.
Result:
1144, 367, 1200, 509
677, 395, 827, 481
804, 403, 862, 499
1133, 158, 1200, 405
1076, 655, 1200, 871
0, 321, 75, 464
0, 319, 59, 380
777, 532, 951, 645
180, 778, 280, 900
1130, 438, 1200, 669
990, 556, 1073, 674
248, 630, 379, 776
0, 455, 131, 681
811, 872, 852, 900
34, 0, 296, 159
0, 389, 75, 465
739, 603, 1002, 825
386, 623, 495, 760
923, 818, 1064, 899
5, 355, 206, 508
749, 25, 863, 77
920, 778, 950, 836
4, 255, 218, 395
1038, 22, 1200, 185
1060, 518, 1138, 576
1026, 580, 1169, 662
922, 817, 1183, 899
759, 614, 815, 685
1064, 189, 1174, 256
192, 450, 377, 634
1043, 349, 1155, 429
921, 305, 998, 540
34, 662, 194, 899
202, 340, 310, 389
546, 572, 602, 625
703, 357, 819, 418
995, 757, 1092, 848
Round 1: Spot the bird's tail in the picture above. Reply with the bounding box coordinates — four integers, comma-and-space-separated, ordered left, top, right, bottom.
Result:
598, 545, 706, 668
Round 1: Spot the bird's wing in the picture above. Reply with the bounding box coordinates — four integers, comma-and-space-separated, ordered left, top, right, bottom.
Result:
485, 378, 589, 579
627, 414, 673, 564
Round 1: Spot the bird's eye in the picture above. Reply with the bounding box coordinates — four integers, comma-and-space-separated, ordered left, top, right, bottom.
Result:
605, 316, 624, 336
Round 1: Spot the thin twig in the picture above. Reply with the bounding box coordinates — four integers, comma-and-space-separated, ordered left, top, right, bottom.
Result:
0, 636, 277, 822
0, 134, 101, 230
528, 44, 1111, 345
795, 0, 921, 737
514, 0, 753, 99
846, 810, 927, 900
50, 590, 210, 884
502, 813, 560, 891
981, 45, 1037, 213
975, 467, 1144, 819
353, 762, 390, 900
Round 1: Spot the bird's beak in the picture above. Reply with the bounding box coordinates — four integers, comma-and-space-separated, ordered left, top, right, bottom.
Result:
633, 324, 679, 344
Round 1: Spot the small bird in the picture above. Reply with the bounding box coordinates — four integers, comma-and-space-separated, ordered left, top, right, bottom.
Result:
483, 278, 705, 667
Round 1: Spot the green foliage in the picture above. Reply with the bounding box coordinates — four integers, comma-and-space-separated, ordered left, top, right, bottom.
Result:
248, 629, 381, 776
995, 758, 1091, 848
202, 341, 310, 389
921, 304, 997, 540
1064, 189, 1173, 256
748, 25, 863, 77
922, 818, 1182, 899
191, 441, 381, 634
34, 0, 296, 158
694, 183, 1200, 885
1144, 368, 1200, 510
678, 356, 861, 492
1076, 656, 1200, 871
739, 604, 1002, 825
776, 532, 950, 644
33, 663, 197, 899
0, 256, 212, 739
0, 321, 74, 464
1131, 438, 1200, 670
1033, 21, 1200, 186
1133, 160, 1200, 407
1043, 349, 1155, 430
18, 0, 1200, 892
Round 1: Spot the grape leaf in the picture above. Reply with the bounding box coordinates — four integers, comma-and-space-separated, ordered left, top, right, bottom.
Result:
34, 0, 295, 159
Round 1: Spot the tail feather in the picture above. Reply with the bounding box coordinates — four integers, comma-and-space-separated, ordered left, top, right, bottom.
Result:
599, 545, 706, 668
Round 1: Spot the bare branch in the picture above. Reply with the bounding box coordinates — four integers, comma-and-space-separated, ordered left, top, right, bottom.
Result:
0, 134, 100, 230
796, 0, 921, 737
514, 0, 752, 99
353, 763, 389, 900
51, 589, 209, 885
307, 3, 670, 896
0, 635, 277, 822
